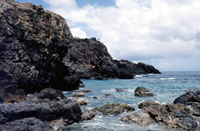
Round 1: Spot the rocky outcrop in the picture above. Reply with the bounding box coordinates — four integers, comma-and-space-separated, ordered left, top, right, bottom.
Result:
138, 62, 161, 74
93, 103, 135, 115
174, 88, 200, 105
144, 103, 198, 130
0, 87, 82, 130
0, 0, 80, 102
121, 112, 153, 125
63, 38, 161, 79
135, 87, 154, 97
0, 117, 50, 131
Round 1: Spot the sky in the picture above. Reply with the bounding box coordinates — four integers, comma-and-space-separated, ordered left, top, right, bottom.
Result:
15, 0, 200, 71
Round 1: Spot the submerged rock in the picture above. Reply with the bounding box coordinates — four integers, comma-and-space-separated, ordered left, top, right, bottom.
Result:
82, 110, 95, 120
0, 117, 50, 131
82, 89, 91, 93
138, 100, 159, 109
121, 112, 153, 125
93, 103, 135, 115
73, 92, 85, 97
174, 88, 200, 105
115, 88, 127, 92
135, 87, 154, 97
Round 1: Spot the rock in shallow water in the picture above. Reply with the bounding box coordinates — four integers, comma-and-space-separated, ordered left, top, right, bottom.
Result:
138, 100, 159, 109
82, 110, 95, 120
73, 97, 87, 105
93, 103, 135, 115
121, 112, 153, 125
82, 89, 91, 93
135, 87, 154, 97
73, 92, 85, 97
144, 103, 198, 130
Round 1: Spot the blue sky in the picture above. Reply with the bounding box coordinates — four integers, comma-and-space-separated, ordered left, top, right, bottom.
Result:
15, 0, 200, 71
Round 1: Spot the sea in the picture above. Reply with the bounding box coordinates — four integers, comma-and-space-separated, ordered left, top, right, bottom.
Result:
63, 71, 200, 131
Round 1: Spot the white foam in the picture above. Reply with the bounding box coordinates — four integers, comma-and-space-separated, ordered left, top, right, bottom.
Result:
135, 75, 143, 78
160, 78, 175, 80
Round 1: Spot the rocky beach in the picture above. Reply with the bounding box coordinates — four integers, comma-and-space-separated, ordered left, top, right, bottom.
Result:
0, 0, 200, 131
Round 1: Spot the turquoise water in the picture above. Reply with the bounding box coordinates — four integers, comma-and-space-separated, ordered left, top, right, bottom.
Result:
64, 71, 200, 131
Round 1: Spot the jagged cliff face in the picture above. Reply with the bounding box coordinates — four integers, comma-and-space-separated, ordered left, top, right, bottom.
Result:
63, 38, 119, 78
0, 0, 78, 102
64, 38, 160, 79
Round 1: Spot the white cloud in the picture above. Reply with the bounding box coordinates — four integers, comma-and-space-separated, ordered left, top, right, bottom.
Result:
71, 27, 88, 38
43, 0, 200, 62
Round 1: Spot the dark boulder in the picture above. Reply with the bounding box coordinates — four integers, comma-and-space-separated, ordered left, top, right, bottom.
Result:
0, 98, 82, 125
94, 76, 104, 80
93, 103, 135, 115
135, 87, 154, 97
0, 117, 50, 131
174, 88, 200, 105
36, 88, 65, 100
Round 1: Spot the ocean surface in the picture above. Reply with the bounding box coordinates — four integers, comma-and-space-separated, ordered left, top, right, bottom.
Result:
63, 71, 200, 131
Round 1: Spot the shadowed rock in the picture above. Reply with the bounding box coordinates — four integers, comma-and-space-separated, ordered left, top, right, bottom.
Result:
0, 98, 82, 125
0, 117, 50, 131
36, 88, 65, 100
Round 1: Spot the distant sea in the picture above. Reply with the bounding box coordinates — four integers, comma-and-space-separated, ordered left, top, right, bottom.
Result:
64, 71, 200, 131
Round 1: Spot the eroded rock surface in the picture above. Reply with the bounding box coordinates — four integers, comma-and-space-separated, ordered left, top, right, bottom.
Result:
121, 112, 153, 125
174, 88, 200, 105
138, 100, 159, 109
0, 0, 79, 102
144, 103, 198, 130
0, 117, 50, 131
93, 103, 135, 115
